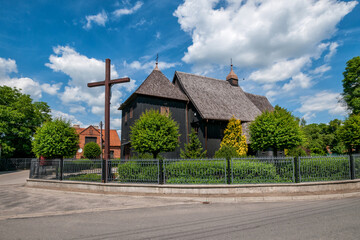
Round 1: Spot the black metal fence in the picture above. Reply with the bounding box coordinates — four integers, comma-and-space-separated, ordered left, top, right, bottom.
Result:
27, 154, 360, 184
0, 158, 35, 171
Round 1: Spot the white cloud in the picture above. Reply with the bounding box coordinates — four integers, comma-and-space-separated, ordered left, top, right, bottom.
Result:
51, 109, 83, 126
311, 64, 331, 75
174, 0, 357, 94
84, 10, 108, 30
69, 105, 86, 114
155, 32, 161, 39
123, 60, 180, 73
0, 57, 61, 100
0, 57, 17, 77
282, 73, 312, 92
45, 46, 134, 116
113, 1, 143, 18
297, 91, 348, 120
324, 42, 339, 61
41, 83, 62, 95
249, 57, 311, 83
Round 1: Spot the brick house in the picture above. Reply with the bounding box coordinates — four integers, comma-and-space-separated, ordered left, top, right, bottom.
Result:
73, 125, 121, 159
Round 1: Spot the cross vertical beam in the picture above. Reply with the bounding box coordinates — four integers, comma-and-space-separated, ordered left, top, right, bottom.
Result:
87, 58, 130, 183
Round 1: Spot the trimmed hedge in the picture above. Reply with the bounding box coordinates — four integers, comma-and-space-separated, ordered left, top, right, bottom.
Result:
66, 173, 101, 182
164, 160, 226, 184
299, 157, 350, 181
117, 161, 158, 183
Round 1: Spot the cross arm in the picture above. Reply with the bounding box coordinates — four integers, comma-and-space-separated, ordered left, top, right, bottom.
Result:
87, 77, 130, 88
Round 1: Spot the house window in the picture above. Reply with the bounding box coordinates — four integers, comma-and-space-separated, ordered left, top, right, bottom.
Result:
125, 111, 128, 123
85, 137, 97, 144
130, 107, 133, 119
160, 106, 170, 116
110, 151, 114, 159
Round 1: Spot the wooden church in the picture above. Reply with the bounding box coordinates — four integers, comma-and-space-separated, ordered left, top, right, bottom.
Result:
119, 62, 273, 159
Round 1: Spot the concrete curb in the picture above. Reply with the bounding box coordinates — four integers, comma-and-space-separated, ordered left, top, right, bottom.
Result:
26, 178, 360, 202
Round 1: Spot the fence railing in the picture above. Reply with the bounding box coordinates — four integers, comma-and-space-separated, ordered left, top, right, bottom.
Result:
0, 158, 35, 171
299, 155, 350, 182
232, 157, 294, 184
27, 154, 360, 184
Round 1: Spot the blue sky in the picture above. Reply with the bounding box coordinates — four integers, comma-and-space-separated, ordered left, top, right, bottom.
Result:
1, 0, 360, 135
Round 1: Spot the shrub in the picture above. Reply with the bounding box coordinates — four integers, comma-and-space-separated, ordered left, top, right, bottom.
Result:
214, 145, 240, 159
66, 173, 101, 182
299, 157, 350, 181
165, 159, 226, 184
62, 159, 101, 172
117, 161, 158, 183
83, 142, 101, 159
232, 160, 283, 183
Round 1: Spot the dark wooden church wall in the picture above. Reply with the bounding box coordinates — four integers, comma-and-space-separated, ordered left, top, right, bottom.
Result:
121, 95, 187, 159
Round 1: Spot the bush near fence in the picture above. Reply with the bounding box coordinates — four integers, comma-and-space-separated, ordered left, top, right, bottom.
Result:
300, 156, 350, 182
164, 159, 226, 184
117, 161, 158, 183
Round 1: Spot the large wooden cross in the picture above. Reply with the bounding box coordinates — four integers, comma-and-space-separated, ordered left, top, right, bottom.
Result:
88, 58, 130, 182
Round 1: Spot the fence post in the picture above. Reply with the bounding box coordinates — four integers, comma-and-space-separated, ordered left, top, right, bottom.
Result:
159, 159, 164, 184
59, 157, 64, 181
294, 156, 300, 183
226, 157, 231, 184
350, 154, 355, 180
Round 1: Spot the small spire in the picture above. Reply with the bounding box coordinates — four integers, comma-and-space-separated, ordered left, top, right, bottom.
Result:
154, 53, 159, 70
226, 59, 238, 81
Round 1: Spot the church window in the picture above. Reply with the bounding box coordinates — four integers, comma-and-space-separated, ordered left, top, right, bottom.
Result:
125, 111, 128, 122
160, 106, 170, 116
130, 107, 133, 118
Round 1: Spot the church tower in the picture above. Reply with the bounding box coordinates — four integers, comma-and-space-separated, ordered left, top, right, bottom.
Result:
226, 63, 239, 87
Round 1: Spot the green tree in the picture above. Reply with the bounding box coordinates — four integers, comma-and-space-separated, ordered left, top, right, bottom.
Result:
83, 142, 101, 159
130, 109, 180, 159
32, 118, 79, 159
214, 145, 240, 159
180, 129, 206, 159
339, 114, 360, 153
250, 105, 303, 156
219, 116, 247, 156
342, 56, 360, 114
302, 120, 345, 155
0, 86, 51, 158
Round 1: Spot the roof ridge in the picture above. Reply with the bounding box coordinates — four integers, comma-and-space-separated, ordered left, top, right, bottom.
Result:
176, 71, 227, 83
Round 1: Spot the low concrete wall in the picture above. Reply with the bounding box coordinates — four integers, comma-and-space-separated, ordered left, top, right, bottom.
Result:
26, 179, 360, 196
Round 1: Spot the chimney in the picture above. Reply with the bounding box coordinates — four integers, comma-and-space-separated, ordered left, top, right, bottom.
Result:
226, 63, 239, 87
73, 124, 80, 128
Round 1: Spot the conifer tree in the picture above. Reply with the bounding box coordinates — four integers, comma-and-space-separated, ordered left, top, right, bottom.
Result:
180, 129, 207, 159
220, 116, 247, 156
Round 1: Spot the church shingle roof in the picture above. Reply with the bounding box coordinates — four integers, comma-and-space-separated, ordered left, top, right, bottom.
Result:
244, 92, 274, 113
174, 71, 271, 121
119, 69, 188, 110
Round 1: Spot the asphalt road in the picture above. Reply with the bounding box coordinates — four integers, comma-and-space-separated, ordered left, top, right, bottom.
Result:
1, 171, 360, 240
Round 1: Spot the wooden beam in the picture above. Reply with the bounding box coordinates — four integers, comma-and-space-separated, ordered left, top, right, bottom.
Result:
87, 77, 130, 88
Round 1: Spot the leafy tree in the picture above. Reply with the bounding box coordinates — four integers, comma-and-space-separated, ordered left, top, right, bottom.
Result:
219, 116, 247, 156
32, 118, 79, 159
250, 106, 303, 156
342, 56, 360, 114
302, 120, 345, 155
83, 142, 101, 159
130, 109, 180, 159
180, 129, 206, 159
0, 86, 51, 158
339, 114, 360, 153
